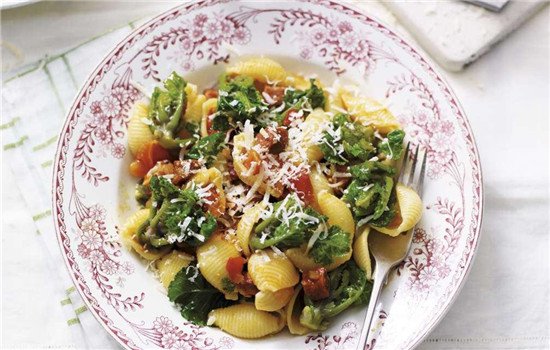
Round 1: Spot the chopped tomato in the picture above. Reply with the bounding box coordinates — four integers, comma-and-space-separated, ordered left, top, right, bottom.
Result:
129, 160, 149, 178
136, 141, 170, 171
301, 268, 330, 301
387, 210, 403, 229
242, 149, 261, 175
253, 79, 266, 93
289, 169, 315, 206
204, 188, 224, 217
226, 256, 246, 284
204, 88, 218, 99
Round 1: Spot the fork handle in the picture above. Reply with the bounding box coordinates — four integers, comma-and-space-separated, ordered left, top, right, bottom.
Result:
356, 264, 390, 350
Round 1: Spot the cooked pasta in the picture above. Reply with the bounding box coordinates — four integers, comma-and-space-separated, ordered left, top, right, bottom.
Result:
196, 233, 241, 300
207, 303, 285, 339
121, 57, 422, 338
255, 287, 294, 312
248, 249, 299, 292
127, 102, 154, 156
353, 226, 372, 280
156, 250, 194, 288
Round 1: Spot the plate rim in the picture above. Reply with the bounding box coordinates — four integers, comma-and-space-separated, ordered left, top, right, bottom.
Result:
51, 1, 484, 349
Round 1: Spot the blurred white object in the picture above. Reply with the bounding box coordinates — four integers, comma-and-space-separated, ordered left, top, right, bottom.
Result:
464, 0, 509, 12
383, 1, 547, 71
0, 0, 40, 10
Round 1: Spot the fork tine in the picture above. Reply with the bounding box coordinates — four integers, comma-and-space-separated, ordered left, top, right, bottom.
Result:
416, 149, 427, 193
399, 142, 410, 183
407, 144, 420, 186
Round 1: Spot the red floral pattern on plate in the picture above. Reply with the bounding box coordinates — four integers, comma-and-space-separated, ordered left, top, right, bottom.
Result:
52, 1, 483, 349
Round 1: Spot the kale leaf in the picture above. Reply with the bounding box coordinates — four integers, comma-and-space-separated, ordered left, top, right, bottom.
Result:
145, 176, 217, 247
378, 129, 405, 160
283, 79, 326, 110
299, 260, 372, 330
168, 265, 234, 325
217, 75, 267, 127
148, 72, 192, 149
319, 114, 376, 164
249, 196, 325, 250
186, 132, 225, 165
309, 225, 351, 265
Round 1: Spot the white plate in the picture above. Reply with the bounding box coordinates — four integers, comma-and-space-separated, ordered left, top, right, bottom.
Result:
52, 1, 483, 349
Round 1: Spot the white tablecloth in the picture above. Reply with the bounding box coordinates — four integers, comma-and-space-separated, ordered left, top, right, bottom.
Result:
1, 1, 548, 349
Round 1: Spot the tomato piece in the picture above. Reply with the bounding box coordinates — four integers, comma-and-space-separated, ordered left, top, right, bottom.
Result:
263, 85, 285, 105
301, 268, 330, 301
242, 150, 261, 175
136, 141, 170, 170
387, 210, 403, 229
226, 256, 246, 284
204, 188, 224, 217
204, 88, 218, 99
289, 169, 315, 206
129, 160, 149, 178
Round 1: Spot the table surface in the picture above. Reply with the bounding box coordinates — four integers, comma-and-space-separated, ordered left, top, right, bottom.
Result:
1, 1, 548, 349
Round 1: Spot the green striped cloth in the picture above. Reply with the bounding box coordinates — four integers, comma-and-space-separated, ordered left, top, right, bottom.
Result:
1, 21, 149, 349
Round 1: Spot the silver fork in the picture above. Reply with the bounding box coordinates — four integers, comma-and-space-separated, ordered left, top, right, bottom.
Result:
356, 144, 427, 350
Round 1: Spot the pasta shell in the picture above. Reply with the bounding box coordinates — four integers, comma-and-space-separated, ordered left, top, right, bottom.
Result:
374, 183, 423, 236
208, 303, 285, 339
127, 102, 154, 156
340, 89, 400, 134
255, 287, 294, 312
285, 74, 311, 90
185, 94, 206, 124
248, 249, 299, 292
227, 57, 288, 84
301, 108, 331, 162
155, 250, 194, 288
200, 98, 218, 137
284, 246, 351, 272
236, 201, 267, 256
317, 191, 355, 236
285, 286, 311, 335
119, 209, 168, 261
353, 226, 372, 280
196, 233, 241, 300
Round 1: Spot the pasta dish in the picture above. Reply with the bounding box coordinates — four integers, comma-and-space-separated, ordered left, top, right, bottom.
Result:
120, 58, 422, 338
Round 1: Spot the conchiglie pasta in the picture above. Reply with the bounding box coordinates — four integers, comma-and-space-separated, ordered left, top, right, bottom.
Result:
373, 183, 423, 236
340, 89, 400, 134
227, 57, 288, 84
236, 201, 267, 256
248, 249, 299, 292
310, 165, 333, 196
286, 74, 311, 90
208, 303, 285, 339
353, 226, 372, 280
317, 191, 355, 236
119, 209, 168, 261
301, 108, 331, 162
127, 102, 154, 156
285, 246, 350, 272
156, 250, 194, 288
285, 286, 310, 335
200, 98, 218, 137
185, 94, 206, 123
255, 287, 294, 312
196, 233, 240, 300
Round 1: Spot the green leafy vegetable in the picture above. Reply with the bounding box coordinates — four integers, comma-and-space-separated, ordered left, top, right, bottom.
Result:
250, 196, 325, 250
217, 75, 267, 127
320, 114, 376, 164
309, 226, 351, 265
143, 176, 217, 247
135, 183, 151, 206
168, 265, 234, 325
148, 72, 193, 149
299, 261, 372, 330
378, 129, 405, 160
343, 161, 396, 222
283, 79, 326, 110
186, 132, 226, 165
